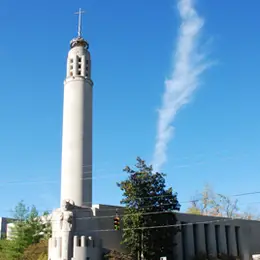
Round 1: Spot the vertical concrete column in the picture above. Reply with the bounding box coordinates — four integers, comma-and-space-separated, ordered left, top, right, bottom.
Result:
196, 224, 206, 254
238, 226, 250, 260
67, 59, 70, 77
81, 236, 86, 247
207, 224, 217, 257
73, 236, 78, 257
52, 237, 56, 247
184, 224, 195, 259
175, 222, 183, 260
228, 226, 238, 256
48, 238, 52, 259
75, 55, 79, 75
219, 225, 227, 254
56, 237, 61, 258
81, 55, 86, 77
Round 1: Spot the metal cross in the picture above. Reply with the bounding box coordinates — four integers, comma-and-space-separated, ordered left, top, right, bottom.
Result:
75, 8, 85, 38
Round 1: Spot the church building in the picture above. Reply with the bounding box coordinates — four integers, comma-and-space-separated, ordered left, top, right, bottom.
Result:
43, 8, 260, 260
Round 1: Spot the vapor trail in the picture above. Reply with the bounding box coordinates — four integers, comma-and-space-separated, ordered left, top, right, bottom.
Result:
153, 0, 211, 172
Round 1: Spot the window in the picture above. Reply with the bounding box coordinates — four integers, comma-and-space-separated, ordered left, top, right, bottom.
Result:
215, 225, 220, 255
70, 72, 73, 76
86, 67, 88, 71
78, 57, 82, 62
204, 224, 209, 256
78, 70, 81, 75
225, 226, 230, 255
70, 59, 73, 63
193, 224, 198, 255
70, 65, 73, 70
181, 222, 186, 260
86, 60, 88, 64
235, 226, 240, 256
78, 64, 81, 69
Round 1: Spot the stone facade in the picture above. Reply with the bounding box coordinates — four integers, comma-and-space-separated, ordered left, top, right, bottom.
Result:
47, 204, 260, 260
3, 206, 260, 259
48, 200, 103, 260
48, 235, 101, 260
175, 212, 254, 260
46, 9, 260, 260
0, 217, 13, 238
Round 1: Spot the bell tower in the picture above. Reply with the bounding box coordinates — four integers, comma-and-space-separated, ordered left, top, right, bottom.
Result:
60, 8, 93, 207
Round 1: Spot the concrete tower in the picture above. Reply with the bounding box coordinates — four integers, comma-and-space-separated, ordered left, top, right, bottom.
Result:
60, 9, 93, 208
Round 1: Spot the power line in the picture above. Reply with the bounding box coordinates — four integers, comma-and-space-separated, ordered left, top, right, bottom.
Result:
24, 190, 260, 214
233, 191, 260, 197
48, 206, 255, 222
68, 217, 236, 233
4, 216, 238, 235
83, 190, 260, 210
0, 151, 251, 186
3, 189, 260, 214
40, 211, 236, 225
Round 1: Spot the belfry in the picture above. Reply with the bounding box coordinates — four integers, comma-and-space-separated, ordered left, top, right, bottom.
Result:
60, 8, 93, 208
48, 9, 100, 260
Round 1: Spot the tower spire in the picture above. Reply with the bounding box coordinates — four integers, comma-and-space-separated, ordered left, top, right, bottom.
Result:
70, 8, 88, 49
75, 8, 85, 38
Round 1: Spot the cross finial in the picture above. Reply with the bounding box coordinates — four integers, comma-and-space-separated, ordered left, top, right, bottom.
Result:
75, 8, 85, 38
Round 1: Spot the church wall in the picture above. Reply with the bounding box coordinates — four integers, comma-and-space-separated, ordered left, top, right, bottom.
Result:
0, 218, 6, 238
72, 236, 102, 260
88, 205, 260, 260
175, 213, 260, 260
0, 217, 15, 238
93, 205, 125, 253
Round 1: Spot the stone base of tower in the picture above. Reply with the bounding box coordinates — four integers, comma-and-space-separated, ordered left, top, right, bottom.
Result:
48, 201, 124, 260
48, 235, 102, 260
48, 200, 104, 260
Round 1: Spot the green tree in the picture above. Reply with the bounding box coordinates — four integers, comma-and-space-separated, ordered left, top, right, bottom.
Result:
0, 239, 12, 259
3, 201, 51, 260
117, 157, 181, 260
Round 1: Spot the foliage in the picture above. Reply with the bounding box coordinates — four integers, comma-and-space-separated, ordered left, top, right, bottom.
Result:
187, 185, 238, 218
23, 239, 48, 260
0, 239, 13, 260
104, 250, 134, 260
117, 157, 181, 260
0, 201, 51, 260
187, 185, 259, 220
37, 253, 48, 260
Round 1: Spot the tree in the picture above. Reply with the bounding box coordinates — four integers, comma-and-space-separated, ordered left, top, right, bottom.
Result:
23, 239, 48, 260
186, 185, 256, 219
104, 250, 133, 260
187, 185, 215, 215
117, 157, 181, 260
0, 239, 12, 260
2, 201, 51, 260
37, 253, 48, 260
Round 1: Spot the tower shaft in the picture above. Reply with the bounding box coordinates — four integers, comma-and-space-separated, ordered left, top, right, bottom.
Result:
60, 37, 93, 207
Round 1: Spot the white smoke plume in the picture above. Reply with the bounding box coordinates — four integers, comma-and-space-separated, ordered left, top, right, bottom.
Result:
153, 0, 211, 172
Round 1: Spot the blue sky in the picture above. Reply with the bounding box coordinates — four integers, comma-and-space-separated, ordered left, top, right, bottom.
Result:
0, 0, 260, 217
